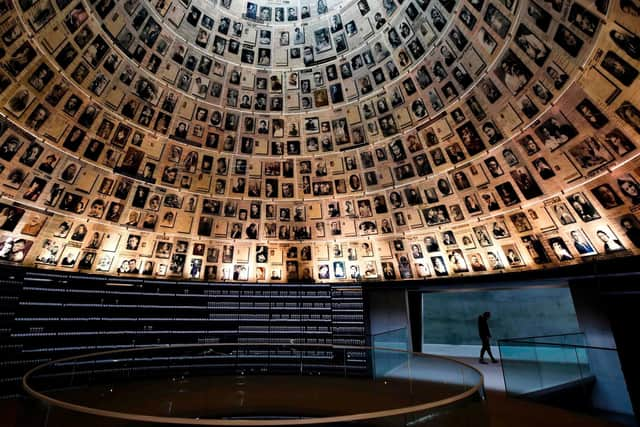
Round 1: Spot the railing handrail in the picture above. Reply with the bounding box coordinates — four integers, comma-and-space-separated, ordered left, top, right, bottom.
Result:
498, 332, 584, 341
370, 326, 408, 337
498, 337, 616, 352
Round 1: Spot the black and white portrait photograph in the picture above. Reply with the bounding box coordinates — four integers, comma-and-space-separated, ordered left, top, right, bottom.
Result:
484, 4, 511, 39
591, 182, 624, 212
534, 113, 578, 151
554, 24, 584, 57
601, 50, 638, 86
494, 50, 533, 95
567, 137, 613, 175
566, 192, 601, 222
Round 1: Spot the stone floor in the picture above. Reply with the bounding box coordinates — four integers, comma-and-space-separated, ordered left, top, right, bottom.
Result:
485, 391, 630, 427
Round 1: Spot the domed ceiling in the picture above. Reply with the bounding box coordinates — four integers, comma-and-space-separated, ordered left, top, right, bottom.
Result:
0, 0, 638, 281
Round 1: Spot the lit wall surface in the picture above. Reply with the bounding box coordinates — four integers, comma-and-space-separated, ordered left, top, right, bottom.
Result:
421, 287, 579, 346
0, 0, 639, 282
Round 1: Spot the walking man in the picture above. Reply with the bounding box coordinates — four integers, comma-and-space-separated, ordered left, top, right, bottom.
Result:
478, 311, 498, 364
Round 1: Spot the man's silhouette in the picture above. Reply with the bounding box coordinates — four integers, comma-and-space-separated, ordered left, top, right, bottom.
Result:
478, 311, 498, 364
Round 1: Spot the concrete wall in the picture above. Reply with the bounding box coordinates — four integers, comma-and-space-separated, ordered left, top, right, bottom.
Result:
571, 279, 634, 416
367, 289, 410, 350
421, 286, 580, 346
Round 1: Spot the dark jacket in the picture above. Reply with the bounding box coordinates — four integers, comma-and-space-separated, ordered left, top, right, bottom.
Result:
478, 315, 491, 339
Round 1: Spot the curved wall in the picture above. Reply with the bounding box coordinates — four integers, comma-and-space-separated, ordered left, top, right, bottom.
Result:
0, 0, 639, 282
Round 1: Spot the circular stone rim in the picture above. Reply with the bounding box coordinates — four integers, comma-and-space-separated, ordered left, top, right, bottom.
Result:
23, 343, 484, 425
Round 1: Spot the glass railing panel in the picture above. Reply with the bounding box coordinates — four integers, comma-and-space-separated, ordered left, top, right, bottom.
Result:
498, 332, 603, 396
499, 332, 585, 347
523, 333, 586, 347
498, 333, 635, 418
24, 343, 487, 427
499, 341, 542, 395
372, 347, 409, 380
371, 328, 410, 380
574, 346, 591, 377
372, 327, 408, 351
534, 344, 583, 390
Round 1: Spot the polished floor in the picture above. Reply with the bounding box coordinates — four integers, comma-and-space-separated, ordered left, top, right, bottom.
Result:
452, 356, 507, 392
1, 391, 629, 427
2, 390, 633, 427
485, 391, 627, 427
